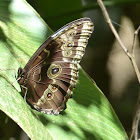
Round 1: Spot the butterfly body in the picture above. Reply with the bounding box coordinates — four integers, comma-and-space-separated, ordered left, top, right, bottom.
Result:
17, 18, 94, 115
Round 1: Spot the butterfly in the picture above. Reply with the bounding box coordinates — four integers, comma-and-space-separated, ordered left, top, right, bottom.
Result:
17, 17, 94, 115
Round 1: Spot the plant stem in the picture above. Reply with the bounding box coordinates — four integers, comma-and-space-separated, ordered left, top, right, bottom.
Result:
97, 0, 140, 139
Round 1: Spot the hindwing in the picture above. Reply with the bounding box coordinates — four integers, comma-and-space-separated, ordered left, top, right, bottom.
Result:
17, 18, 94, 115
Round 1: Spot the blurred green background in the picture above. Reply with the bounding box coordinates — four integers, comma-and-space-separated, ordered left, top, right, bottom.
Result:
0, 0, 140, 139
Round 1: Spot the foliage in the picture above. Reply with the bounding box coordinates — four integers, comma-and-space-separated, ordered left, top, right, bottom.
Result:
0, 0, 132, 139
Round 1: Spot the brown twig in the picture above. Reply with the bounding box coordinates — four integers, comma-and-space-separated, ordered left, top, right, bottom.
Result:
132, 26, 140, 55
97, 0, 140, 83
97, 0, 140, 139
130, 26, 140, 140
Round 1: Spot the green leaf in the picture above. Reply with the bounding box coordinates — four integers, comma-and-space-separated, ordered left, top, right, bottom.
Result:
0, 0, 128, 140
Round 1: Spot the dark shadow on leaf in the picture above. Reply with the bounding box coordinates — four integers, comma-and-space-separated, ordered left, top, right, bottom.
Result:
35, 113, 50, 126
59, 110, 68, 116
0, 1, 11, 23
81, 128, 103, 140
73, 69, 103, 107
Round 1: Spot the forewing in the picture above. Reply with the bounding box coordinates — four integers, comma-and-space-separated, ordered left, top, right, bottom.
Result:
22, 18, 94, 115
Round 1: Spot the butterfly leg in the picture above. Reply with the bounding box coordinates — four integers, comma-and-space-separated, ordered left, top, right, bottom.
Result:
21, 85, 28, 103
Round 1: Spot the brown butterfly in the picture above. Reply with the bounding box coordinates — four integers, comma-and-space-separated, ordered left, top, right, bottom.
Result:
17, 18, 94, 115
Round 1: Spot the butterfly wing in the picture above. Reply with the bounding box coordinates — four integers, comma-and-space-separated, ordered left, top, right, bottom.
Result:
18, 18, 94, 115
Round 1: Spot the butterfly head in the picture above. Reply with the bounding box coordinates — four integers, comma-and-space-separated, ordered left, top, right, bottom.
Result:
17, 67, 26, 85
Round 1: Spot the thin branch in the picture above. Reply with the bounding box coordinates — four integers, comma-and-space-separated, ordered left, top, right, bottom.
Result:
130, 91, 140, 140
130, 27, 140, 140
96, 0, 140, 140
97, 0, 140, 83
132, 26, 140, 56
